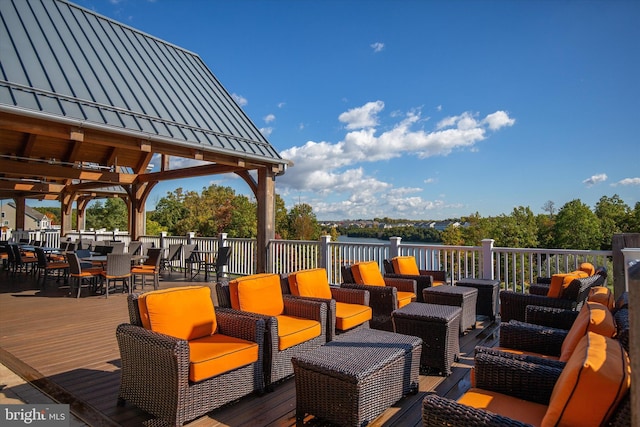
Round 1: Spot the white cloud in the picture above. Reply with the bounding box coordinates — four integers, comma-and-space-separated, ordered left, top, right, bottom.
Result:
583, 173, 608, 187
370, 42, 384, 53
278, 101, 515, 218
611, 177, 640, 186
264, 114, 276, 123
338, 101, 384, 130
232, 93, 248, 106
278, 102, 286, 108
483, 110, 516, 130
260, 127, 273, 137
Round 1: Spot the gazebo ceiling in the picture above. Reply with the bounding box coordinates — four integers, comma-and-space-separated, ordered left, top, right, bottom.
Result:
0, 0, 288, 203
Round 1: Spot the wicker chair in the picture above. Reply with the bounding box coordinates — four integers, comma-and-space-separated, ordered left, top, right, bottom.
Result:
215, 274, 327, 389
34, 247, 68, 286
529, 264, 606, 296
116, 287, 265, 427
284, 268, 371, 342
341, 262, 416, 331
499, 273, 605, 322
130, 247, 162, 290
383, 256, 448, 302
66, 252, 102, 298
127, 241, 142, 255
100, 253, 132, 297
160, 243, 182, 274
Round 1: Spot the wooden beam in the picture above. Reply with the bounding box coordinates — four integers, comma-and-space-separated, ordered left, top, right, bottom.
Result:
136, 163, 247, 183
0, 159, 136, 184
0, 181, 65, 193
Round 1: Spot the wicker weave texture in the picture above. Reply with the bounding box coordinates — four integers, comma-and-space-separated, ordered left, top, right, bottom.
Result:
422, 285, 478, 334
116, 293, 265, 426
392, 303, 461, 376
455, 278, 500, 320
293, 328, 421, 427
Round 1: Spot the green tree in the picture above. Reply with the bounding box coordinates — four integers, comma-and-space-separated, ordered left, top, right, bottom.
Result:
275, 194, 289, 239
150, 189, 188, 234
86, 198, 128, 231
629, 202, 640, 233
441, 224, 464, 245
594, 194, 630, 249
229, 195, 257, 238
536, 213, 555, 249
287, 203, 321, 240
553, 199, 602, 250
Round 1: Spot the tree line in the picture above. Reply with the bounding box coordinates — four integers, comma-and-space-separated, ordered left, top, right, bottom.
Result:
34, 190, 639, 250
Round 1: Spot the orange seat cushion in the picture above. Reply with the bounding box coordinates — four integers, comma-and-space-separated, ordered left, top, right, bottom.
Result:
579, 262, 596, 276
546, 273, 578, 298
542, 332, 630, 427
229, 273, 284, 316
275, 314, 321, 350
432, 281, 446, 287
397, 291, 416, 308
559, 301, 616, 362
188, 333, 259, 382
392, 256, 420, 275
335, 301, 372, 331
351, 261, 385, 286
458, 388, 548, 426
138, 286, 217, 341
588, 286, 615, 311
288, 268, 332, 299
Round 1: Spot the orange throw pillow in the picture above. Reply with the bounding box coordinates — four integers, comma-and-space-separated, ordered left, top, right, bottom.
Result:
579, 262, 596, 276
543, 332, 630, 427
392, 256, 420, 275
547, 273, 576, 298
288, 268, 332, 299
142, 286, 217, 341
559, 302, 616, 362
351, 261, 385, 286
229, 273, 284, 316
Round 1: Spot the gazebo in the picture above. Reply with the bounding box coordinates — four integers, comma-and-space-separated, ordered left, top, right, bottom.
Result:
0, 0, 289, 271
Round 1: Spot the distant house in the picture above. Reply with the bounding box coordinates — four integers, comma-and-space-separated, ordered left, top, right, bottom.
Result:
0, 202, 51, 231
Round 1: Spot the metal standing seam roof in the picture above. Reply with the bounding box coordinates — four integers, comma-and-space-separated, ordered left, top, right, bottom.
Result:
0, 0, 285, 166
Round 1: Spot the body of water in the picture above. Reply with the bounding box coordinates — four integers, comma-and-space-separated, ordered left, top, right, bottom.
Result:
337, 235, 442, 245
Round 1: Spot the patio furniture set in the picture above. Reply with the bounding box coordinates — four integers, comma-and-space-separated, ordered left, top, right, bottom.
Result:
114, 257, 630, 426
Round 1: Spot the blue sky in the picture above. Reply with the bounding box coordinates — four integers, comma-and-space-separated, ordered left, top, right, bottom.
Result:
69, 0, 639, 220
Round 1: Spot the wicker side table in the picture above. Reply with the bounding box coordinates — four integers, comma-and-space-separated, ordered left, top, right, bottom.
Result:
392, 302, 461, 376
455, 278, 500, 321
422, 285, 478, 334
292, 328, 421, 427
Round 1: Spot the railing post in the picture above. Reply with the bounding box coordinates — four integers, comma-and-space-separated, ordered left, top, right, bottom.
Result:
482, 239, 495, 280
319, 235, 331, 270
187, 232, 195, 245
218, 232, 228, 248
160, 231, 167, 250
389, 236, 401, 258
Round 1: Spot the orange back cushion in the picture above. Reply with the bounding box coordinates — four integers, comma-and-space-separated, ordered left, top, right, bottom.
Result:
543, 332, 630, 427
588, 286, 615, 311
351, 261, 385, 286
579, 262, 596, 276
547, 273, 577, 298
559, 302, 616, 362
138, 286, 217, 341
392, 256, 420, 275
229, 273, 284, 316
288, 268, 332, 299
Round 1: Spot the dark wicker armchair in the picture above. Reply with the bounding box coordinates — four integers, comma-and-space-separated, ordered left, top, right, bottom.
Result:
215, 274, 327, 389
341, 263, 416, 331
116, 287, 265, 427
423, 334, 631, 427
499, 273, 605, 322
383, 256, 448, 302
283, 268, 371, 342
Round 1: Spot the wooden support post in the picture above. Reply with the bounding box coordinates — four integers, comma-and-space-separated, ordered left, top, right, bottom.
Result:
256, 167, 276, 273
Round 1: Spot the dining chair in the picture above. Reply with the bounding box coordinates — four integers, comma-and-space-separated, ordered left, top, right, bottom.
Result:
101, 253, 132, 297
131, 248, 162, 290
160, 243, 182, 275
34, 247, 68, 287
66, 252, 102, 298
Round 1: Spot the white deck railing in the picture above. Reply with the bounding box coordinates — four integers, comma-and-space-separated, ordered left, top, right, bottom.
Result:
6, 229, 615, 290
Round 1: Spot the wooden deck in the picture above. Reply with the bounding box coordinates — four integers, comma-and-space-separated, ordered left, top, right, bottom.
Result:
0, 269, 499, 427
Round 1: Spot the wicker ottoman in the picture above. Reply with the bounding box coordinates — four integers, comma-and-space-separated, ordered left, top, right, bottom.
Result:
292, 328, 421, 427
392, 302, 461, 376
422, 285, 478, 334
455, 278, 500, 321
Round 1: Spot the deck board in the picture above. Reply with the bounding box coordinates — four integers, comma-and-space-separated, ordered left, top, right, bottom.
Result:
0, 270, 499, 426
